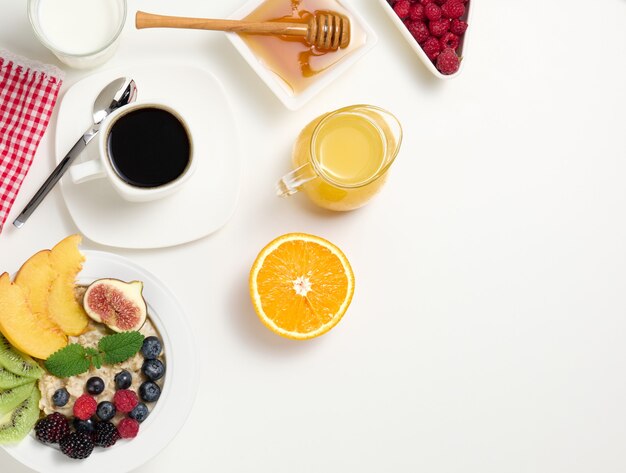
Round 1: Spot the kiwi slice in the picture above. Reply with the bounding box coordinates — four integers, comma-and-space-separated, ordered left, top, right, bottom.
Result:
0, 382, 34, 417
0, 387, 41, 444
0, 366, 32, 390
0, 334, 43, 379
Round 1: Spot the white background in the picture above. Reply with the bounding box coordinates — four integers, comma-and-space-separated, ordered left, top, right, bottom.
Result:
2, 0, 626, 471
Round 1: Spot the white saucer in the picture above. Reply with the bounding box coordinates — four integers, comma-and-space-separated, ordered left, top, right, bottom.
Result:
55, 66, 241, 248
2, 250, 198, 473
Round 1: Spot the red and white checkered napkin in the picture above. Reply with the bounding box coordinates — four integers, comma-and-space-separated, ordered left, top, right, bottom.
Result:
0, 50, 64, 233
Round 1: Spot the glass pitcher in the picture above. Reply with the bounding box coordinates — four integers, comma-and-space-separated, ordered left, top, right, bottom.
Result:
277, 104, 402, 211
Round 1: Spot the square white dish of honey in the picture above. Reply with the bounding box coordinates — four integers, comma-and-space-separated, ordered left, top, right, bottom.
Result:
226, 0, 377, 110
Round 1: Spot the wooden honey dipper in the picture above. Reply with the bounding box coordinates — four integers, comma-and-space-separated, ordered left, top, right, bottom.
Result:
135, 10, 351, 51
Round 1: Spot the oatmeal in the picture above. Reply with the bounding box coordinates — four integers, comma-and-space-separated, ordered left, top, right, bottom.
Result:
38, 317, 164, 424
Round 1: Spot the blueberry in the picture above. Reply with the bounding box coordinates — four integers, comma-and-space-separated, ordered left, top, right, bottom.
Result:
86, 377, 105, 395
114, 370, 132, 390
73, 417, 95, 434
141, 336, 162, 360
142, 359, 165, 381
139, 381, 161, 403
96, 401, 116, 421
52, 388, 70, 407
128, 403, 150, 423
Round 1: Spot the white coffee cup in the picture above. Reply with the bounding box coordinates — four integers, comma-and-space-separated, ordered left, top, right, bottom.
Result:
70, 102, 195, 202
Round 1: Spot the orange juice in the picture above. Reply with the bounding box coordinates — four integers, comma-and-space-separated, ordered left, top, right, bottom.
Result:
285, 105, 402, 211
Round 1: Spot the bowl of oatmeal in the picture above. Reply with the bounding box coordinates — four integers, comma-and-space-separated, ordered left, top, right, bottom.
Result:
1, 250, 198, 473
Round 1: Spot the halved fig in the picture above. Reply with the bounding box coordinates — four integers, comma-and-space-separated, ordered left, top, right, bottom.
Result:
83, 279, 147, 332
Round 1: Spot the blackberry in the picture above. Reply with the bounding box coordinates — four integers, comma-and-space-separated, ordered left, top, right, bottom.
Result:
93, 421, 120, 448
96, 401, 116, 421
139, 381, 161, 402
86, 377, 105, 395
114, 370, 132, 390
52, 388, 70, 407
35, 412, 70, 444
129, 403, 149, 423
141, 336, 162, 359
142, 359, 165, 381
59, 432, 94, 459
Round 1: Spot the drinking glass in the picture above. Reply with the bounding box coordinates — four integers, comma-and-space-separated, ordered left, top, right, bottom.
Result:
28, 0, 126, 69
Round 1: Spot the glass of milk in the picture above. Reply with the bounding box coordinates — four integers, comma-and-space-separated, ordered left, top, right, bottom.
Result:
28, 0, 126, 69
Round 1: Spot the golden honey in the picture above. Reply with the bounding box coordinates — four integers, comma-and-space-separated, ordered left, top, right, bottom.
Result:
241, 0, 366, 95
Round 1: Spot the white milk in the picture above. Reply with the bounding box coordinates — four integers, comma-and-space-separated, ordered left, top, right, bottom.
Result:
37, 0, 124, 56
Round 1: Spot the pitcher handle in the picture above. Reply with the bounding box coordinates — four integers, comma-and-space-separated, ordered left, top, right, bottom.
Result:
275, 163, 316, 197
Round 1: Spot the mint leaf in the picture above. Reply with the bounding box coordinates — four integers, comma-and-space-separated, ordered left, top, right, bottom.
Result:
99, 331, 144, 365
92, 354, 103, 369
44, 331, 145, 377
44, 344, 91, 378
85, 347, 103, 369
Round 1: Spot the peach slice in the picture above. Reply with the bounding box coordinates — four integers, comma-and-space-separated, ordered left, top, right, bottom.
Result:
0, 273, 67, 359
47, 235, 89, 336
13, 250, 67, 343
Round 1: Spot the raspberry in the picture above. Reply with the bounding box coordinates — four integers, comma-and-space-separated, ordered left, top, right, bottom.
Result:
439, 32, 460, 50
450, 18, 468, 35
392, 0, 411, 19
409, 3, 425, 21
406, 21, 430, 44
35, 413, 70, 444
434, 0, 446, 4
73, 395, 97, 421
429, 18, 450, 37
424, 3, 442, 20
441, 1, 465, 19
436, 47, 460, 74
114, 389, 139, 413
422, 36, 442, 61
117, 418, 140, 439
94, 421, 120, 448
60, 432, 94, 459
419, 0, 434, 4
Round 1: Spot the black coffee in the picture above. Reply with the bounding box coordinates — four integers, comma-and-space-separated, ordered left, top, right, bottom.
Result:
107, 107, 191, 188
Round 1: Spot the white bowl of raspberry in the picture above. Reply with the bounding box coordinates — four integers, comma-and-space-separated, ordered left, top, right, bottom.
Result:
378, 0, 472, 79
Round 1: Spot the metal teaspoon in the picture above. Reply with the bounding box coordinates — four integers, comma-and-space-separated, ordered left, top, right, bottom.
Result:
13, 77, 137, 228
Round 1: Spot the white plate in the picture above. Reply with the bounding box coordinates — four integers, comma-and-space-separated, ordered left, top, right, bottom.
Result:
226, 0, 378, 110
377, 0, 473, 79
2, 250, 198, 473
56, 66, 241, 248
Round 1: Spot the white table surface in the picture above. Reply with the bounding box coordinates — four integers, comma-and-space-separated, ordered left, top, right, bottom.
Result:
2, 0, 626, 471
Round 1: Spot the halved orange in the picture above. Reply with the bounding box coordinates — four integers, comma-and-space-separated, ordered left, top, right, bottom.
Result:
249, 233, 355, 340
